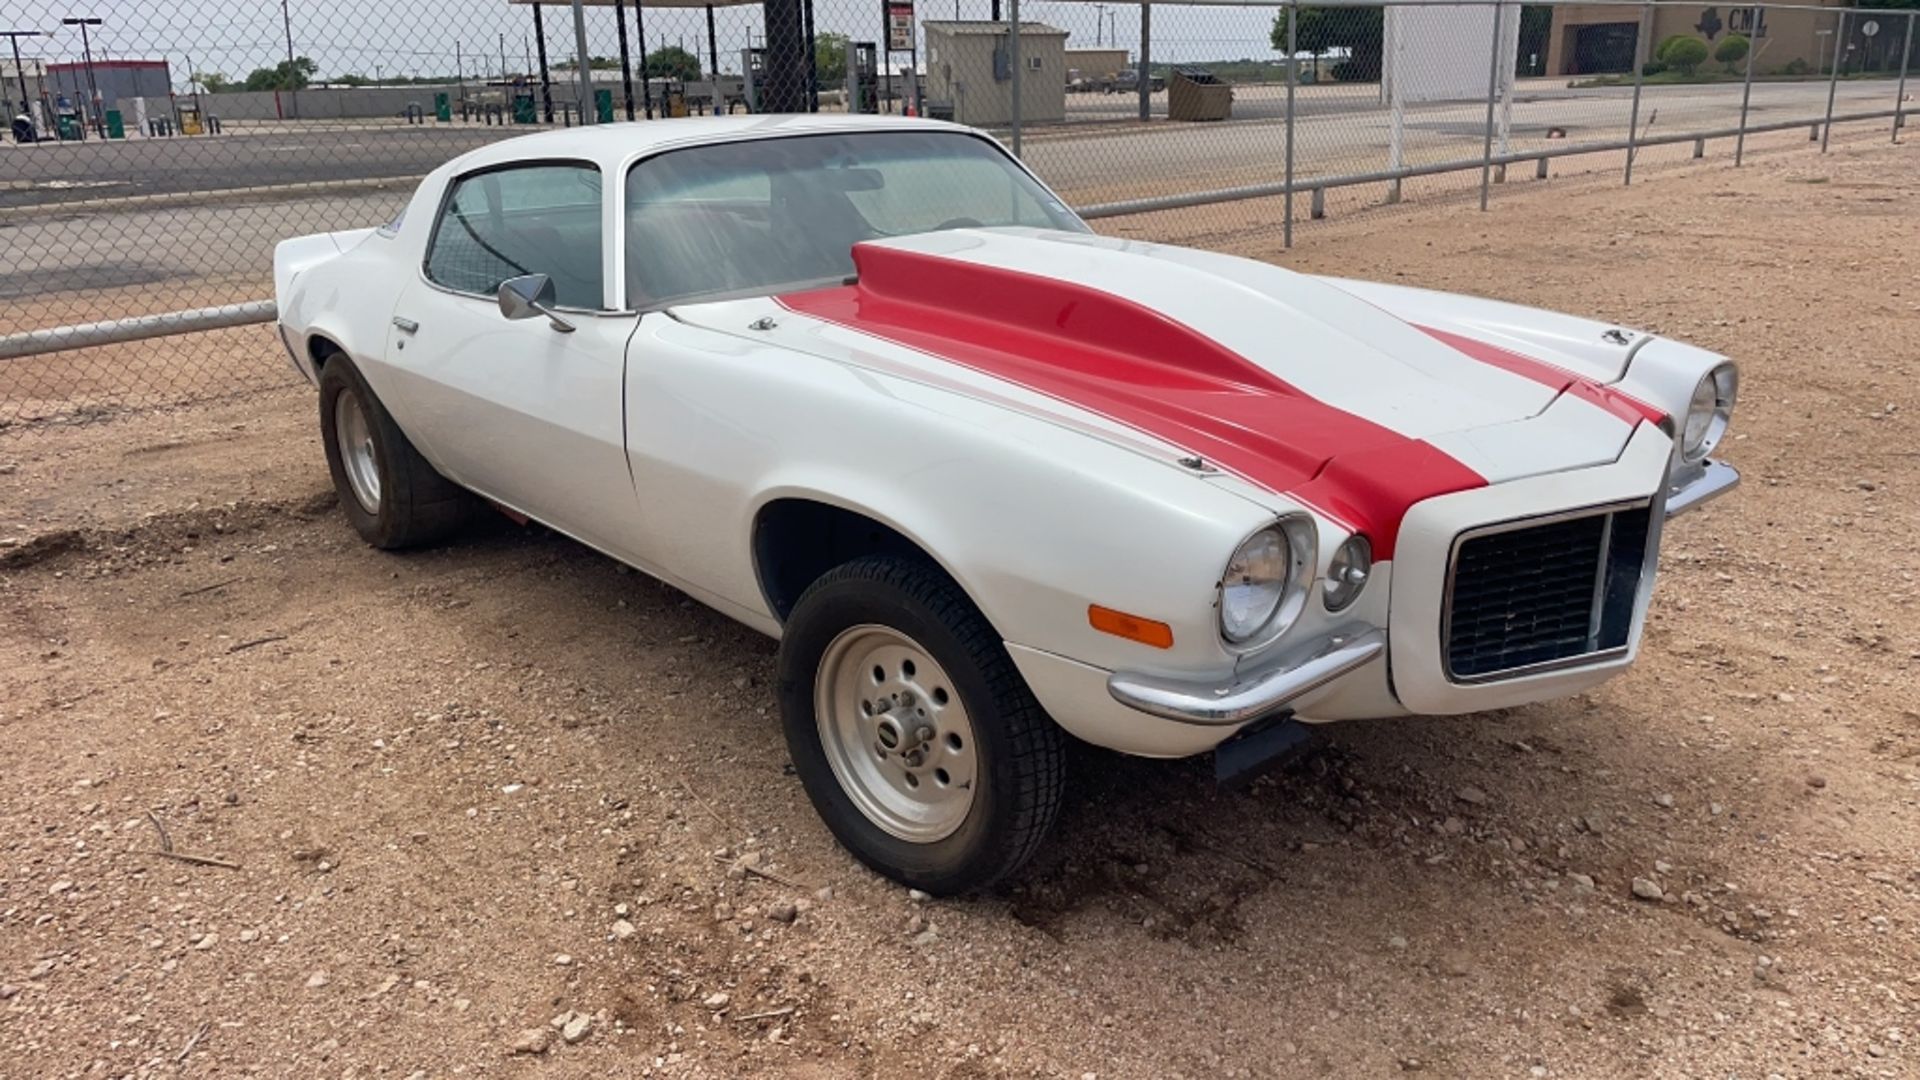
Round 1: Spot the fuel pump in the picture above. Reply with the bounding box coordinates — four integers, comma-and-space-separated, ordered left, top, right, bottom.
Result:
846, 41, 879, 114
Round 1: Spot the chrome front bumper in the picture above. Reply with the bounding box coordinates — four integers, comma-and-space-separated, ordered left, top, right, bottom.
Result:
1106, 629, 1386, 726
1104, 459, 1733, 730
1666, 459, 1739, 518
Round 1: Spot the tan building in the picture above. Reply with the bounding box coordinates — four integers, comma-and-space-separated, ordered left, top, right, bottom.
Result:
923, 21, 1069, 126
1543, 2, 1848, 76
1066, 47, 1131, 83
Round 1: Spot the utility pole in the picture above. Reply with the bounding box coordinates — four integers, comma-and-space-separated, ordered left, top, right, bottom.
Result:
3, 30, 41, 123
61, 17, 103, 135
1092, 3, 1106, 47
281, 0, 295, 66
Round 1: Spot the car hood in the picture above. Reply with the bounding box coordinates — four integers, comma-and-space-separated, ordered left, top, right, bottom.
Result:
672, 228, 1667, 558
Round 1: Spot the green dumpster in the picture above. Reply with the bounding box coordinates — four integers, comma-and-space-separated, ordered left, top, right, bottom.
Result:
511, 92, 536, 124
105, 109, 125, 139
434, 92, 451, 123
594, 88, 613, 124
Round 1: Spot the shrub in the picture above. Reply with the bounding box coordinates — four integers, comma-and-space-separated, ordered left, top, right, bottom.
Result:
1714, 34, 1750, 72
1777, 57, 1811, 77
1657, 34, 1710, 75
1329, 58, 1381, 82
1641, 60, 1668, 77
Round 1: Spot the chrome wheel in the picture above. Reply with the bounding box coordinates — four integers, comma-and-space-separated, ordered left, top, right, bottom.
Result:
333, 386, 381, 514
815, 624, 980, 843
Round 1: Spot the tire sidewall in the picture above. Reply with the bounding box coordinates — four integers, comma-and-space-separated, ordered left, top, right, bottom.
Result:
778, 567, 1029, 893
317, 359, 396, 547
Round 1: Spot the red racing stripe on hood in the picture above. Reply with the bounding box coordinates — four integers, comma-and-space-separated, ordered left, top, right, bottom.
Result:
1413, 325, 1667, 427
777, 242, 1486, 559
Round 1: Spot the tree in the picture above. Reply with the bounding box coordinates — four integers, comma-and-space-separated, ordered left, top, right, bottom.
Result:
1270, 7, 1383, 81
1713, 33, 1749, 73
193, 70, 236, 93
813, 32, 849, 87
241, 56, 317, 91
645, 45, 701, 81
1516, 5, 1553, 76
1656, 34, 1709, 76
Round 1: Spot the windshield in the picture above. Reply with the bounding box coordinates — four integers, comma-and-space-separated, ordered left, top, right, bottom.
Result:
623, 130, 1086, 309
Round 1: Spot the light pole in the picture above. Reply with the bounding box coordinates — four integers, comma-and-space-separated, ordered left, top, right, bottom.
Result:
281, 0, 295, 67
3, 30, 41, 125
61, 16, 102, 136
1092, 3, 1107, 47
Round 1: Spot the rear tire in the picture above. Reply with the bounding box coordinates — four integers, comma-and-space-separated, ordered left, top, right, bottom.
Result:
777, 556, 1066, 894
317, 356, 473, 550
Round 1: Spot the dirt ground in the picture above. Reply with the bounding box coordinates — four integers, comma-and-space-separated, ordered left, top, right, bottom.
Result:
2, 137, 1917, 1080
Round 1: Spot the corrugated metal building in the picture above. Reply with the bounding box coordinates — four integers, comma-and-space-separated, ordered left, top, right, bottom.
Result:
46, 59, 172, 111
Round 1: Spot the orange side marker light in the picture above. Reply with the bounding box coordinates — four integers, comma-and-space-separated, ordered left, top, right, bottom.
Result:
1087, 604, 1174, 649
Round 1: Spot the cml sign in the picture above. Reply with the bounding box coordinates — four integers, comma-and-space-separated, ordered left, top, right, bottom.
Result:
1719, 6, 1771, 41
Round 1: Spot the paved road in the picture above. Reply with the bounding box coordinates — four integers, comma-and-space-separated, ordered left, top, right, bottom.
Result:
1, 77, 1904, 318
2, 78, 1901, 211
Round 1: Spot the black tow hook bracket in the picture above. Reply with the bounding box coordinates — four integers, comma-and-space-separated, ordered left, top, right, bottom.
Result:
1213, 713, 1312, 790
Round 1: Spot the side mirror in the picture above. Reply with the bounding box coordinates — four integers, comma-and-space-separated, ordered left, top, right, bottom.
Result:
497, 273, 576, 333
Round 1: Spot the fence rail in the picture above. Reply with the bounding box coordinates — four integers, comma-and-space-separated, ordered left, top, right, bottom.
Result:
3, 0, 1916, 431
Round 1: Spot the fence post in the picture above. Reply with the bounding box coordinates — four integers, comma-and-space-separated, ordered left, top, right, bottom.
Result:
1821, 9, 1845, 152
1386, 5, 1403, 203
1624, 1, 1651, 185
1735, 3, 1760, 165
1008, 0, 1022, 157
569, 0, 595, 124
1478, 3, 1503, 212
1137, 3, 1151, 122
1895, 12, 1914, 143
1284, 0, 1297, 247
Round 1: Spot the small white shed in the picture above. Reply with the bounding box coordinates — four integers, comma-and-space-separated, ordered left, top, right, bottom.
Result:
922, 21, 1069, 127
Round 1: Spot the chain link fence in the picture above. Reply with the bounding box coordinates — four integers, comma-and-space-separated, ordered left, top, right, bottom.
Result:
2, 0, 1915, 432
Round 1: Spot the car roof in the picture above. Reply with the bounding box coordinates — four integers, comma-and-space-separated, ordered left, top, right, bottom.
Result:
436, 113, 982, 177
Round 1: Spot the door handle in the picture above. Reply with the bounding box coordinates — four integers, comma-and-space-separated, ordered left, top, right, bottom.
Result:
392, 316, 419, 334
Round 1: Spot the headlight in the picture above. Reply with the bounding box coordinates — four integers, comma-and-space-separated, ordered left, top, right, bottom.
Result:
1680, 363, 1737, 462
1323, 534, 1372, 612
1219, 516, 1316, 648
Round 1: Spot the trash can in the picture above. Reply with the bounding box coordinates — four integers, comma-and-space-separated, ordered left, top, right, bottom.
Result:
105, 109, 125, 139
512, 91, 537, 124
56, 112, 83, 140
1167, 67, 1232, 122
594, 88, 614, 124
434, 92, 451, 122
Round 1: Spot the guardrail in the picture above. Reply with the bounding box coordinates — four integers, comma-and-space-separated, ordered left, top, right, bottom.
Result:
0, 99, 1908, 366
3, 0, 1915, 432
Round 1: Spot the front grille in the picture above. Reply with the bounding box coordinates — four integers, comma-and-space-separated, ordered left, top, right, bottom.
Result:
1444, 504, 1652, 681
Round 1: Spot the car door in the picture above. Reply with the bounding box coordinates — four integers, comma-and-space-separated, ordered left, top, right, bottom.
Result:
384, 159, 644, 559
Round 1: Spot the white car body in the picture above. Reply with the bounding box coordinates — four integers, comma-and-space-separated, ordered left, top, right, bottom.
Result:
274, 114, 1738, 764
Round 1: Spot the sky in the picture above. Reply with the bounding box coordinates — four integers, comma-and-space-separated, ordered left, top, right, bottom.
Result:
1, 0, 1292, 90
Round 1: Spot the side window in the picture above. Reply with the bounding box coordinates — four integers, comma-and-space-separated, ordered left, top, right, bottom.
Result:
424, 163, 605, 309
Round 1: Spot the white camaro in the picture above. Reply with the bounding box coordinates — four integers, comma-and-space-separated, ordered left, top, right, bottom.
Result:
274, 114, 1738, 892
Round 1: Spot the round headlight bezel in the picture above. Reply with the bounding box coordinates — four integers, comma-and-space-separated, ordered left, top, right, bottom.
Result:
1323, 534, 1373, 613
1218, 516, 1317, 651
1680, 362, 1738, 463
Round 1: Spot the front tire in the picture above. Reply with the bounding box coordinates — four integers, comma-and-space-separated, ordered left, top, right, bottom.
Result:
317, 356, 473, 550
777, 556, 1066, 894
